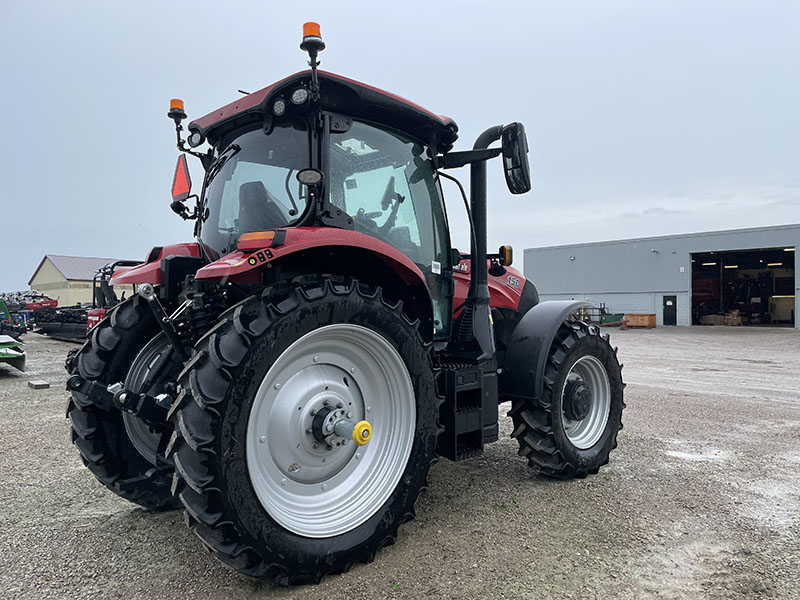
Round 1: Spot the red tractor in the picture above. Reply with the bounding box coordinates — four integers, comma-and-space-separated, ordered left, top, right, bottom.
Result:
66, 24, 624, 584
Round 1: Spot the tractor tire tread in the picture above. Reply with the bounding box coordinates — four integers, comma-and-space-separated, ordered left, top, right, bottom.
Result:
65, 296, 180, 511
168, 275, 440, 584
509, 321, 624, 479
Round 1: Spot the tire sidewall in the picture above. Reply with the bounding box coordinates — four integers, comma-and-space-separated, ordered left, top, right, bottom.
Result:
216, 290, 436, 571
549, 333, 623, 468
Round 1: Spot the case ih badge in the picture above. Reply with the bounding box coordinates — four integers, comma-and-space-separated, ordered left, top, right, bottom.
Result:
66, 23, 624, 584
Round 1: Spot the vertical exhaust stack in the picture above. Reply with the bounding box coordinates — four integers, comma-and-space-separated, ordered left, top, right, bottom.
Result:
460, 125, 504, 361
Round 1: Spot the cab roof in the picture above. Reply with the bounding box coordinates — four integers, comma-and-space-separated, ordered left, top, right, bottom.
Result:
189, 70, 459, 153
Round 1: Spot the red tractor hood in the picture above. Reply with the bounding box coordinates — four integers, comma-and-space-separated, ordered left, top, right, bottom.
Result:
110, 243, 201, 286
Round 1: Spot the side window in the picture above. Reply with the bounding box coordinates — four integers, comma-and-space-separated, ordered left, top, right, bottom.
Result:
330, 121, 452, 337
342, 166, 421, 257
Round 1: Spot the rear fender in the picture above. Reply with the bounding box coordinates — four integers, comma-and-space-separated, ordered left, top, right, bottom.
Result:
195, 227, 434, 337
194, 228, 426, 287
499, 300, 593, 402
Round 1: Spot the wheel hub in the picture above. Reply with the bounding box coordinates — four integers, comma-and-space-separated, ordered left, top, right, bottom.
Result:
563, 379, 592, 421
560, 355, 611, 450
266, 374, 360, 485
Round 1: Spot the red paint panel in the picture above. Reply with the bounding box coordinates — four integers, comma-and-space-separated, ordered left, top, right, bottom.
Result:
110, 243, 201, 285
453, 259, 526, 316
189, 70, 455, 134
87, 308, 107, 330
189, 72, 305, 132
320, 71, 455, 127
25, 299, 59, 310
195, 227, 425, 286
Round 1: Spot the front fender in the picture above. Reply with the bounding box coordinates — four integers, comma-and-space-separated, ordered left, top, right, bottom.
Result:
500, 300, 593, 402
110, 243, 201, 286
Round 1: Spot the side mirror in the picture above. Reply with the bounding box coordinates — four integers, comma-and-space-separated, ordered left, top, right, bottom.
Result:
501, 122, 531, 195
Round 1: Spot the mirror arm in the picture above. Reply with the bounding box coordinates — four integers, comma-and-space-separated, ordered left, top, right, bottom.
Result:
439, 147, 502, 169
171, 194, 200, 221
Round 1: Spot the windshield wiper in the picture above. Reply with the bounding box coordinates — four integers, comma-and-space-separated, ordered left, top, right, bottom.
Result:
206, 144, 241, 184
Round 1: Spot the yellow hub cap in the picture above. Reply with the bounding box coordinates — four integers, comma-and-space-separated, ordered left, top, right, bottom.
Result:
353, 420, 372, 446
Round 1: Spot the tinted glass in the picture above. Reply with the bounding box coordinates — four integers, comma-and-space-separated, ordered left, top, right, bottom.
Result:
200, 121, 309, 257
330, 121, 451, 336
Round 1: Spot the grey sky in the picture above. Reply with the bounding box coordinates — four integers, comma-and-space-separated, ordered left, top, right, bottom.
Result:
1, 0, 798, 292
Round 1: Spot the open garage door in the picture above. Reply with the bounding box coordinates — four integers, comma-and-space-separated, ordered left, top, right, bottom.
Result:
691, 247, 795, 326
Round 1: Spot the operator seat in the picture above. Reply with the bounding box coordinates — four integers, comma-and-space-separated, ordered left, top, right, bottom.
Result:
238, 181, 287, 232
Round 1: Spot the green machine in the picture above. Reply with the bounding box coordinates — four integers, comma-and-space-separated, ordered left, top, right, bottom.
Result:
0, 335, 25, 372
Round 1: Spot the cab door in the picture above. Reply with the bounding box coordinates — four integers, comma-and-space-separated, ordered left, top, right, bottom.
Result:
329, 120, 452, 338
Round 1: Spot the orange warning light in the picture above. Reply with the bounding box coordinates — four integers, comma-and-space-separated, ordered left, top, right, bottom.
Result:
303, 22, 321, 38
170, 98, 184, 111
237, 231, 276, 252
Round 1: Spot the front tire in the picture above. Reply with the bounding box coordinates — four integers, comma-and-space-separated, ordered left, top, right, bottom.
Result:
66, 296, 180, 510
167, 277, 438, 583
509, 321, 624, 479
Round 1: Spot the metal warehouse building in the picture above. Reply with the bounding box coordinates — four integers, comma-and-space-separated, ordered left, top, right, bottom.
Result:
524, 224, 799, 329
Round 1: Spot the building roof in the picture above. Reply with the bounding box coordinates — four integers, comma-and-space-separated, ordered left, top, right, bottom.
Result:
525, 223, 800, 253
28, 255, 134, 285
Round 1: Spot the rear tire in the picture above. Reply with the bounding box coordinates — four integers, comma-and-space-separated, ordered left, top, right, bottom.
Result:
66, 296, 180, 510
509, 321, 624, 479
167, 277, 439, 583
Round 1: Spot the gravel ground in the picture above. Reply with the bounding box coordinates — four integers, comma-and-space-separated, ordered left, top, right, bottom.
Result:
0, 327, 798, 599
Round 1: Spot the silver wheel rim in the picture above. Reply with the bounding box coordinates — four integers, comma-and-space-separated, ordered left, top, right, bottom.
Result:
123, 334, 172, 465
561, 355, 610, 450
246, 323, 415, 538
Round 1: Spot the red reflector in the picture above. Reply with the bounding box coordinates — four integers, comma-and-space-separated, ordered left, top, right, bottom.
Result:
172, 154, 191, 201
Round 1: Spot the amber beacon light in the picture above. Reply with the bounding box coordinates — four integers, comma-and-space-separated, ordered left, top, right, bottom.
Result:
167, 98, 187, 122
301, 22, 325, 51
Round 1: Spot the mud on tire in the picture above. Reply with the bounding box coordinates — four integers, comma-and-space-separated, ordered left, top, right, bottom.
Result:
66, 295, 180, 510
509, 321, 624, 479
167, 276, 439, 584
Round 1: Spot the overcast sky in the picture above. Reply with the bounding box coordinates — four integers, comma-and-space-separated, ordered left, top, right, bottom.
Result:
1, 1, 798, 292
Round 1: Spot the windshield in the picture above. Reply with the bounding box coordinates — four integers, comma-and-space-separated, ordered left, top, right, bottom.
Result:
199, 120, 309, 257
